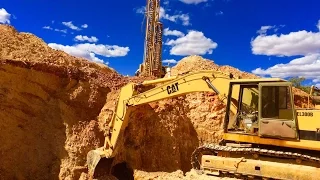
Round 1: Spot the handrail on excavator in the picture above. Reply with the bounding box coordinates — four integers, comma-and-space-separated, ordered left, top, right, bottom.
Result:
308, 85, 320, 108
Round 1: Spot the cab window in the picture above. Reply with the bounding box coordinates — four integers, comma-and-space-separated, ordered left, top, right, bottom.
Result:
261, 86, 293, 120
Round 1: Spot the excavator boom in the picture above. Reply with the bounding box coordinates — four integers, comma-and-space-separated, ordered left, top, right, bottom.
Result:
87, 70, 238, 178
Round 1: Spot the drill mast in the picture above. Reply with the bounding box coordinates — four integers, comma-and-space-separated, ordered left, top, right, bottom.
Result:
139, 0, 164, 78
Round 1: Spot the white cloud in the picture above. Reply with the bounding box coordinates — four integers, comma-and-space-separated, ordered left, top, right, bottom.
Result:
81, 24, 88, 28
54, 29, 67, 33
178, 14, 190, 26
48, 43, 104, 63
215, 11, 224, 16
136, 6, 145, 14
164, 28, 184, 37
43, 26, 53, 30
62, 21, 81, 31
252, 54, 320, 81
178, 0, 208, 4
75, 43, 129, 57
136, 6, 190, 26
43, 25, 67, 33
48, 43, 130, 64
165, 30, 217, 56
317, 20, 320, 31
160, 7, 190, 26
251, 30, 320, 56
0, 8, 11, 24
74, 35, 98, 43
163, 59, 178, 64
251, 20, 320, 83
257, 25, 274, 35
256, 25, 285, 35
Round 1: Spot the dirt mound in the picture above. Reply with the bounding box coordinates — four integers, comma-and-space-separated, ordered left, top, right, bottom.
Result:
168, 55, 258, 79
218, 65, 259, 79
0, 24, 115, 72
168, 55, 219, 75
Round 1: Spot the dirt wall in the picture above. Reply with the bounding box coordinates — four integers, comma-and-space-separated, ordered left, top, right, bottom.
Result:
0, 60, 112, 179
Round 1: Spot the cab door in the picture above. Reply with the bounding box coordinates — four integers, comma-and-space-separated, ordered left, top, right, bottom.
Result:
258, 82, 298, 139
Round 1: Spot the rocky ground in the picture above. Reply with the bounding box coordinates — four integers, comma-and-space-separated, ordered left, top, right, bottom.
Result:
0, 24, 312, 180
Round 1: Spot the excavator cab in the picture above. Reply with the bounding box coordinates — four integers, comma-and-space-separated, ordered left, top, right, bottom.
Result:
225, 80, 298, 140
197, 78, 320, 179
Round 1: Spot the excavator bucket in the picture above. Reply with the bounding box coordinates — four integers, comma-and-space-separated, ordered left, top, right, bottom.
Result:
87, 148, 114, 179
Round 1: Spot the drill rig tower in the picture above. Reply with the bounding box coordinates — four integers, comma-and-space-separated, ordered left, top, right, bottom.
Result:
138, 0, 165, 78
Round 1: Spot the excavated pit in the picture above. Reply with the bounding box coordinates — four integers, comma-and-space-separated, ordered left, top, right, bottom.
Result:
0, 24, 313, 180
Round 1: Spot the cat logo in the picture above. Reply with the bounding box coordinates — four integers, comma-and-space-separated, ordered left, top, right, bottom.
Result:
167, 82, 179, 95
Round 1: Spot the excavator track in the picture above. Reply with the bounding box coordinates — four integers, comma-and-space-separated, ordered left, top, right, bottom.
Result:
191, 143, 320, 180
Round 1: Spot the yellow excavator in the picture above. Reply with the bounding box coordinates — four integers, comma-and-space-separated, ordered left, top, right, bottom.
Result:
87, 70, 320, 180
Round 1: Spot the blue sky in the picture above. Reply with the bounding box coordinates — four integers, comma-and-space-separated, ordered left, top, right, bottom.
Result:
0, 0, 320, 85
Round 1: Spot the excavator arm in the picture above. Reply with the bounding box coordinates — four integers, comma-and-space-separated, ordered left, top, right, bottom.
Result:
87, 70, 238, 178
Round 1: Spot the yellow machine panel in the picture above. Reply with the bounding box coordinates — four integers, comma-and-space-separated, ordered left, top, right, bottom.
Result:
296, 109, 320, 131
